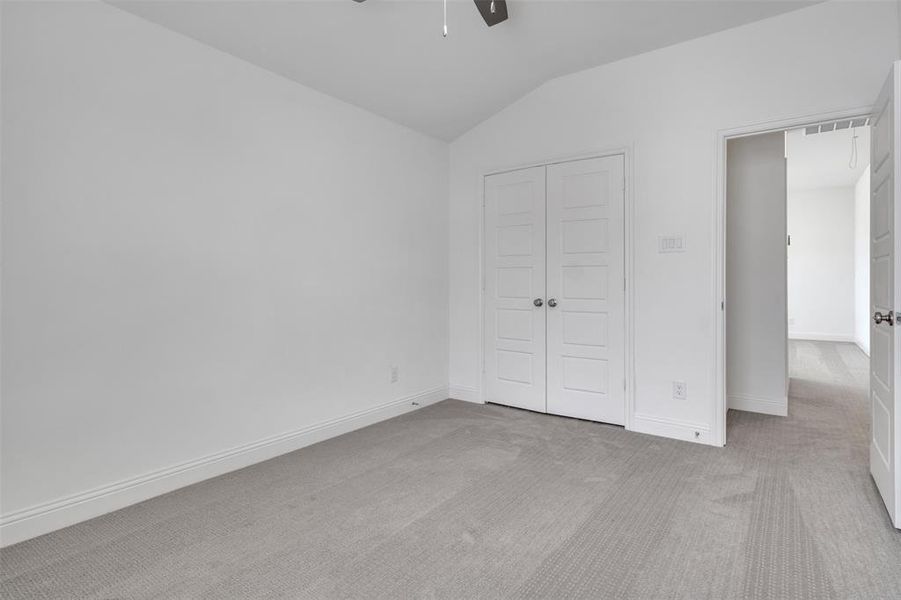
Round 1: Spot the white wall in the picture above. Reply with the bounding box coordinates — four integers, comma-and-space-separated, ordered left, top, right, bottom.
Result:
855, 167, 872, 354
897, 0, 901, 47
0, 1, 449, 544
448, 1, 899, 445
787, 187, 856, 342
727, 133, 788, 417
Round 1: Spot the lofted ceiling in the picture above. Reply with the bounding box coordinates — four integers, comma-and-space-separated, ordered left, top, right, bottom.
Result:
786, 125, 871, 192
112, 0, 818, 140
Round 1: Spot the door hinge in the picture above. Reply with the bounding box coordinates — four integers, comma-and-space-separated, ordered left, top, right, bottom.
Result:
721, 301, 725, 311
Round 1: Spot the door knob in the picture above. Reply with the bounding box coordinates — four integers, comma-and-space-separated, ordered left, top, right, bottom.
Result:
533, 298, 543, 307
547, 298, 558, 308
873, 311, 895, 326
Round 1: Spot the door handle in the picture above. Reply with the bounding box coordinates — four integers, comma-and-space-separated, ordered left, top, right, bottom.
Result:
533, 298, 543, 307
547, 298, 558, 308
873, 311, 895, 326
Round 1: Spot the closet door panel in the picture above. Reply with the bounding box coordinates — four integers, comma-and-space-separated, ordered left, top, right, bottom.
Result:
483, 167, 547, 412
546, 156, 625, 424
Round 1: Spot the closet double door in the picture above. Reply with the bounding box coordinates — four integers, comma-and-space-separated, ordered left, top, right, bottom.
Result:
484, 155, 625, 425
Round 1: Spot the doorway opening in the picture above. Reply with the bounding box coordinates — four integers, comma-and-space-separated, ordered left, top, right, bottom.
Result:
725, 118, 871, 425
785, 121, 872, 403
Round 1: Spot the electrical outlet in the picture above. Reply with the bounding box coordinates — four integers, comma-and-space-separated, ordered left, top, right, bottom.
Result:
673, 381, 687, 400
390, 366, 399, 384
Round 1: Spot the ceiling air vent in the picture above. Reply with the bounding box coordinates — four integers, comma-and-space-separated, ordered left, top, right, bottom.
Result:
804, 117, 870, 136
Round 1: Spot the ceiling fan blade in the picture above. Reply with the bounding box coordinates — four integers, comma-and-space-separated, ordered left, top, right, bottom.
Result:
474, 0, 508, 27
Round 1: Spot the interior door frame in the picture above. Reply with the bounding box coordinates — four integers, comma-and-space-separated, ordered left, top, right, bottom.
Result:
478, 146, 635, 429
714, 105, 873, 447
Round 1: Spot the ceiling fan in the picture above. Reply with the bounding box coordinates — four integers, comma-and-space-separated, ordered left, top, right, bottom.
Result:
352, 0, 509, 33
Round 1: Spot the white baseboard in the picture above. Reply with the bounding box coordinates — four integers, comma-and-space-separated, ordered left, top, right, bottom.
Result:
789, 332, 855, 343
854, 338, 870, 357
630, 413, 717, 446
728, 393, 788, 416
448, 384, 483, 404
0, 386, 449, 548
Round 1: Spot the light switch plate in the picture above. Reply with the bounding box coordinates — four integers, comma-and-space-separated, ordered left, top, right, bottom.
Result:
658, 235, 685, 253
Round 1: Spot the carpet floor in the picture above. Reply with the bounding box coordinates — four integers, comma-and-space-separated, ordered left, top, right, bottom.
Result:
1, 341, 900, 599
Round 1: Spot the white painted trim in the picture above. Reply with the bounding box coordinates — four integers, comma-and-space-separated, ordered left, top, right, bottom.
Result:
624, 148, 637, 433
854, 339, 870, 357
0, 386, 449, 548
631, 413, 715, 446
478, 146, 635, 429
714, 105, 872, 448
789, 332, 857, 343
728, 393, 789, 417
448, 384, 483, 403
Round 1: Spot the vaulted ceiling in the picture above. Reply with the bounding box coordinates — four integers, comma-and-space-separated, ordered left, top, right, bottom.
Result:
113, 1, 817, 140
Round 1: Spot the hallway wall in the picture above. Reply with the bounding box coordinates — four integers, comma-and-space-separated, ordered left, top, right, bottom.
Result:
854, 167, 872, 355
727, 133, 789, 417
787, 186, 856, 343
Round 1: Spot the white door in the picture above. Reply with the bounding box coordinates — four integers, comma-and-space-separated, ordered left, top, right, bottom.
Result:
870, 62, 901, 529
484, 166, 547, 412
546, 156, 625, 424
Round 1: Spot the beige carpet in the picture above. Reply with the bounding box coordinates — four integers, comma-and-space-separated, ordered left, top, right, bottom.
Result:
2, 341, 900, 599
